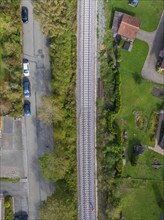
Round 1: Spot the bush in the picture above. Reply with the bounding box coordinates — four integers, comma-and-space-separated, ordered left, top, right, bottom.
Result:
4, 201, 10, 209
4, 196, 13, 220
149, 111, 159, 140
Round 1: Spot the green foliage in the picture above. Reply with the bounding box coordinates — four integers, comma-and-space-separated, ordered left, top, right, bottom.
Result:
97, 25, 122, 220
39, 150, 70, 181
40, 195, 76, 220
34, 0, 67, 38
4, 196, 13, 220
34, 0, 77, 218
0, 177, 20, 182
4, 201, 10, 209
149, 111, 159, 140
38, 95, 63, 125
0, 0, 22, 116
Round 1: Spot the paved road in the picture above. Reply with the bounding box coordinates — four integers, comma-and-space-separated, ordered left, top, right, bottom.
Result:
22, 0, 55, 219
77, 0, 97, 219
136, 11, 164, 84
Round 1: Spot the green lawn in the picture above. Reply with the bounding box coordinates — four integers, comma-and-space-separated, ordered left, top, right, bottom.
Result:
108, 0, 163, 31
121, 181, 164, 220
122, 150, 164, 180
117, 39, 162, 146
115, 32, 164, 220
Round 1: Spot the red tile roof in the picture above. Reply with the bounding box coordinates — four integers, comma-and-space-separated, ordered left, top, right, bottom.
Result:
122, 14, 141, 27
118, 14, 141, 40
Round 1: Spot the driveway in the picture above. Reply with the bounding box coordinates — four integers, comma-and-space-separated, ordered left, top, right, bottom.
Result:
136, 11, 164, 84
0, 182, 28, 214
22, 0, 55, 219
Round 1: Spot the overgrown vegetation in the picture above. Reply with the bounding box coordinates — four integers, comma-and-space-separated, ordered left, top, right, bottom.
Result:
0, 0, 22, 116
97, 29, 123, 220
0, 177, 20, 182
4, 195, 13, 220
33, 0, 77, 219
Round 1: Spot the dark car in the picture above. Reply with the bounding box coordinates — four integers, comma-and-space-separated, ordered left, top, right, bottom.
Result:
14, 216, 28, 220
24, 103, 31, 116
22, 6, 28, 23
23, 81, 30, 98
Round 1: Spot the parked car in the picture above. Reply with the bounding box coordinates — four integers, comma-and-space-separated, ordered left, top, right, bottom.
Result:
23, 59, 30, 76
23, 81, 30, 98
22, 6, 28, 23
14, 215, 28, 220
24, 102, 31, 116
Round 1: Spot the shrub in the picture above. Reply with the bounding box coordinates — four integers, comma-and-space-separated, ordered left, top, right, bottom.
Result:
149, 111, 159, 140
4, 196, 13, 220
4, 201, 10, 209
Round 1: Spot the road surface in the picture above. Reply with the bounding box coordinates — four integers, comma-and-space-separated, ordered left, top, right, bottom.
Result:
77, 0, 97, 219
22, 0, 55, 219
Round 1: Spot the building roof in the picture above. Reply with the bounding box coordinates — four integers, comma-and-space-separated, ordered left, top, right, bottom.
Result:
117, 14, 141, 40
112, 11, 123, 35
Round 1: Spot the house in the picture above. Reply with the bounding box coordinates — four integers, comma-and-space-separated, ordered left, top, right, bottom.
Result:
112, 11, 141, 42
117, 13, 141, 41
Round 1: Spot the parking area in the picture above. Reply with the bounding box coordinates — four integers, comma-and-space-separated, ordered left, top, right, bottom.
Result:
0, 182, 28, 214
0, 117, 26, 178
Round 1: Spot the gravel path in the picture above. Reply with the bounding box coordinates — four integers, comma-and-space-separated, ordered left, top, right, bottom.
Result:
136, 11, 164, 84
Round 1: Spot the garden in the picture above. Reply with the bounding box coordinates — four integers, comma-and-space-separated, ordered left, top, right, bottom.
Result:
97, 0, 164, 219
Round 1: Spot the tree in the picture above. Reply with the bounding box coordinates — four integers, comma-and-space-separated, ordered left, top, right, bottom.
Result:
40, 196, 75, 220
39, 150, 69, 181
34, 0, 67, 37
38, 95, 62, 125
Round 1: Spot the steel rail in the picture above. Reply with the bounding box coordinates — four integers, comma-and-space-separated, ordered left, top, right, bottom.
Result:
77, 0, 97, 219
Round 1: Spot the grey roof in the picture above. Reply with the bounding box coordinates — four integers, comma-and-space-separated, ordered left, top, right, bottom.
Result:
112, 11, 123, 35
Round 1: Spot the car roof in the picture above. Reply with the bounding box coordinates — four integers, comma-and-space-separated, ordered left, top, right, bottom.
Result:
23, 81, 29, 85
23, 63, 29, 68
22, 6, 28, 11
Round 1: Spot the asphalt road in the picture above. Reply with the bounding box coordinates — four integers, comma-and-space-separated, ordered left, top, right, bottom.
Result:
77, 0, 97, 219
22, 0, 55, 219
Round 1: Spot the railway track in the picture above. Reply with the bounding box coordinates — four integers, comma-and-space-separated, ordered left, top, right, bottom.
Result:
77, 0, 97, 219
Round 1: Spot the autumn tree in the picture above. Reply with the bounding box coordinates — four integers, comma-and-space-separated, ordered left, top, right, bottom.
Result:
34, 0, 67, 37
38, 95, 63, 125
